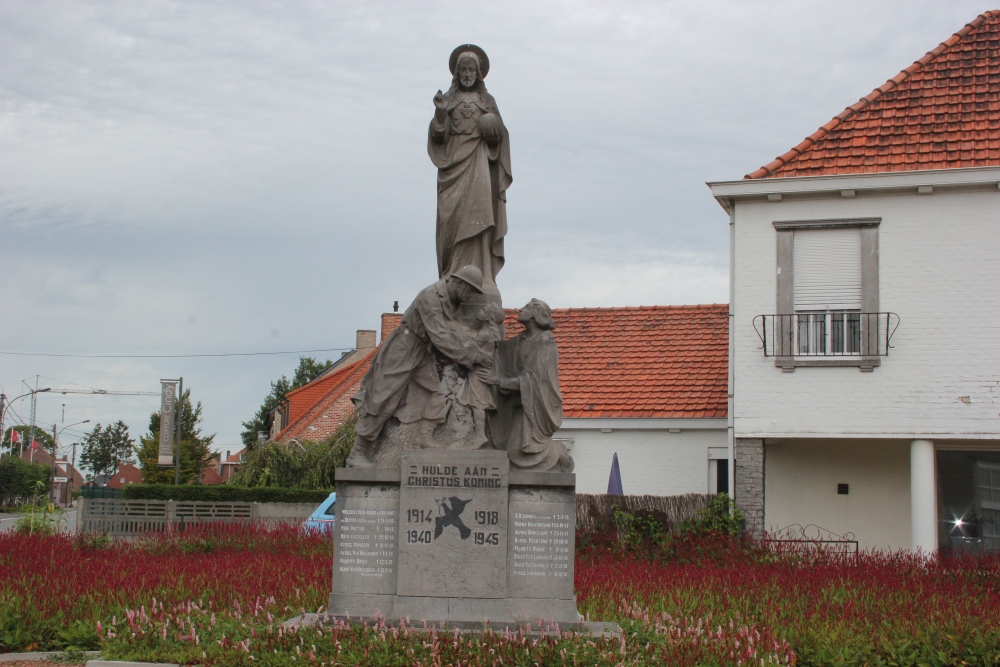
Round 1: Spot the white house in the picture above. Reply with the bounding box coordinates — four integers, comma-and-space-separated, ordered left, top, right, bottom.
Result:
545, 305, 729, 496
709, 10, 1000, 553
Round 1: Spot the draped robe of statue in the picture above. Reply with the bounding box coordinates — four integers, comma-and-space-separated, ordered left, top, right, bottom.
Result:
489, 330, 572, 471
428, 88, 512, 293
350, 279, 480, 462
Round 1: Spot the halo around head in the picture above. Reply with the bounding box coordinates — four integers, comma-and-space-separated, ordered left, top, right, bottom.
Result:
449, 44, 490, 79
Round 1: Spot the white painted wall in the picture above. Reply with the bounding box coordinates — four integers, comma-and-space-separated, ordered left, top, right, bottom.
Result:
729, 177, 1000, 440
555, 423, 727, 495
765, 439, 911, 551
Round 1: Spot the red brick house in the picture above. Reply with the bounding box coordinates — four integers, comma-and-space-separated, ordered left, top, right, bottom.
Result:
200, 464, 223, 485
218, 448, 247, 483
271, 313, 402, 442
20, 446, 85, 505
107, 463, 143, 489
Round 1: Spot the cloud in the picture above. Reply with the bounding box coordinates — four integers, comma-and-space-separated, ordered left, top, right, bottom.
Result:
0, 0, 983, 444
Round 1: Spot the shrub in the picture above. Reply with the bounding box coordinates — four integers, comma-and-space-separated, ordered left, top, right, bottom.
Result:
677, 492, 744, 536
576, 492, 714, 551
613, 506, 672, 551
122, 484, 330, 504
0, 456, 51, 507
229, 412, 356, 489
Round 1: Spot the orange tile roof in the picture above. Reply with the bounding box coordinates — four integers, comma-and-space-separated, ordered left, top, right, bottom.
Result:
279, 305, 729, 438
746, 10, 1000, 179
223, 448, 246, 464
283, 361, 359, 425
277, 349, 377, 440
505, 305, 729, 419
200, 465, 223, 486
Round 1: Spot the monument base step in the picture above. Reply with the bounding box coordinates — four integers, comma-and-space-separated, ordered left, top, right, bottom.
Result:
327, 592, 583, 625
287, 612, 620, 638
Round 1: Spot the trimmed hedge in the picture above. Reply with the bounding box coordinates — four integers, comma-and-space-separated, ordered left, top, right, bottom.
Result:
122, 484, 331, 504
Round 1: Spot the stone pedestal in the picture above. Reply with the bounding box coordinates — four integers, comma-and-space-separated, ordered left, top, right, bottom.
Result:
329, 452, 580, 624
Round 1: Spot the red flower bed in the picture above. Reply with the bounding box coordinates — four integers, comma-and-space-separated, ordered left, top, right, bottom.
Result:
576, 534, 1000, 665
4, 526, 1000, 665
0, 524, 331, 651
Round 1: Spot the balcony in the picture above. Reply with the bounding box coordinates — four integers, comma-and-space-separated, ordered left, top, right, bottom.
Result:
752, 312, 899, 372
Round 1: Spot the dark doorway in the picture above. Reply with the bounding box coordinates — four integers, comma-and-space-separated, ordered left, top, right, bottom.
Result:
717, 458, 729, 495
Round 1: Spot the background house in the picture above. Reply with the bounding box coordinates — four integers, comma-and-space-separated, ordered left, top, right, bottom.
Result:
271, 314, 400, 443
218, 448, 246, 483
709, 10, 1000, 552
267, 328, 382, 439
19, 446, 84, 505
277, 305, 729, 496
545, 306, 728, 495
107, 463, 142, 490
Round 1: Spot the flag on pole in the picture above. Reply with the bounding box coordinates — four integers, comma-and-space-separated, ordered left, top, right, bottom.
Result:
31, 440, 39, 451
11, 430, 21, 444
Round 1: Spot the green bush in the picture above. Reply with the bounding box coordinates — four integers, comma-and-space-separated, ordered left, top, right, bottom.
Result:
0, 456, 51, 506
122, 484, 330, 504
229, 412, 356, 489
677, 492, 744, 536
613, 506, 671, 551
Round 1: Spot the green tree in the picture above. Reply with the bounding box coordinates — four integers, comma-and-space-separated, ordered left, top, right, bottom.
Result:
0, 455, 51, 502
240, 356, 332, 449
3, 426, 55, 458
79, 421, 136, 478
137, 389, 215, 484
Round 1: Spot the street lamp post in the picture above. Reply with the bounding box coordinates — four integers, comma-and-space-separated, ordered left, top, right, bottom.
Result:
53, 419, 90, 505
0, 388, 51, 456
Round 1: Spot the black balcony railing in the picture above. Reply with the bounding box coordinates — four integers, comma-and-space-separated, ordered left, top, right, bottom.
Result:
753, 312, 899, 357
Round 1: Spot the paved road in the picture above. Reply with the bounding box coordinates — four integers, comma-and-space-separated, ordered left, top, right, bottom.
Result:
0, 509, 77, 534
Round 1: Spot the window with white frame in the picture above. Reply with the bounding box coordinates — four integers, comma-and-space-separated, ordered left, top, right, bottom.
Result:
793, 227, 862, 355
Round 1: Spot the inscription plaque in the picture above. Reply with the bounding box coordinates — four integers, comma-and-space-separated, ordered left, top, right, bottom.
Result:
333, 491, 398, 596
507, 489, 576, 601
397, 451, 509, 598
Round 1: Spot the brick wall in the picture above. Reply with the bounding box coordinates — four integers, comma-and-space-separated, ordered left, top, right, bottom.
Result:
381, 313, 402, 342
285, 376, 363, 442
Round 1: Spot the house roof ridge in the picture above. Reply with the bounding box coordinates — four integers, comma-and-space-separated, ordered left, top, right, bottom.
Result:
223, 447, 246, 464
508, 303, 728, 313
744, 10, 997, 180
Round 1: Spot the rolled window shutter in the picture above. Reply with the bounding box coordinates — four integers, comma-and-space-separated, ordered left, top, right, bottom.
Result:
793, 228, 861, 310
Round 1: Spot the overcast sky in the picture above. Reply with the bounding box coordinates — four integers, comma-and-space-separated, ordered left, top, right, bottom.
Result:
0, 0, 987, 456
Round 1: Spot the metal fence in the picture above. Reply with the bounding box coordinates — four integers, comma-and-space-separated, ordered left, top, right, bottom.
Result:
753, 312, 899, 357
763, 523, 859, 554
81, 486, 123, 500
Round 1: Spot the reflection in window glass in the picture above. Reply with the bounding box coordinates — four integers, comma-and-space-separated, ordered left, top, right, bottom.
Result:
937, 451, 1000, 552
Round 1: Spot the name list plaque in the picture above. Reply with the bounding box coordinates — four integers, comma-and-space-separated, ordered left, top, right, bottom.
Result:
332, 493, 398, 596
507, 493, 576, 601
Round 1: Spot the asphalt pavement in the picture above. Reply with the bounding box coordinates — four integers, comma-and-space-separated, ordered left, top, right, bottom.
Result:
0, 509, 77, 534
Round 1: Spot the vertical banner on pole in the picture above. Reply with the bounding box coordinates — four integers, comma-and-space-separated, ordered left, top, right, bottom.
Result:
158, 381, 178, 466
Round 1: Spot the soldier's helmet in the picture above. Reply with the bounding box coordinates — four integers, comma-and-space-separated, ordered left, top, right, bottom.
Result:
449, 265, 484, 293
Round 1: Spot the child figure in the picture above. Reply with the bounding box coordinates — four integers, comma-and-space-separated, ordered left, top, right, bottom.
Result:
461, 302, 505, 447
